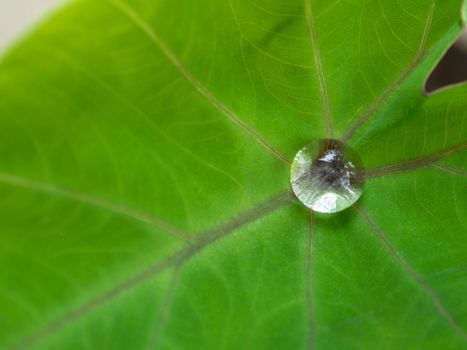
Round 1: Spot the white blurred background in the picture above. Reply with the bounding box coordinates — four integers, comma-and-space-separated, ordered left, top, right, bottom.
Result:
0, 0, 60, 53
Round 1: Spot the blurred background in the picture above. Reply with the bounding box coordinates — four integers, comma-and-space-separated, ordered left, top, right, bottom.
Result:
0, 0, 466, 92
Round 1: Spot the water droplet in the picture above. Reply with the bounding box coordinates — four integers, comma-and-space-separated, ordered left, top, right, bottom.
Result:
290, 139, 364, 214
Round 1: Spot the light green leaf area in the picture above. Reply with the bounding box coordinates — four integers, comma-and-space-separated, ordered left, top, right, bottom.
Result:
0, 0, 466, 349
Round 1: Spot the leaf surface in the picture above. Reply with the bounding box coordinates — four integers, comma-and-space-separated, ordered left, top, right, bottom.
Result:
0, 0, 466, 349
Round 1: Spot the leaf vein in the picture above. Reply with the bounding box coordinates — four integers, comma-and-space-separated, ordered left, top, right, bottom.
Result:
109, 0, 291, 165
363, 142, 467, 178
0, 171, 189, 241
340, 3, 435, 142
354, 205, 467, 342
9, 191, 293, 350
306, 211, 315, 350
305, 0, 334, 138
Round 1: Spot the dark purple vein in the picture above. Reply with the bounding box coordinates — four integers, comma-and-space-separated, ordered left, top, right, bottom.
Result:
9, 191, 293, 350
354, 204, 467, 342
340, 3, 435, 143
306, 211, 315, 350
362, 142, 467, 179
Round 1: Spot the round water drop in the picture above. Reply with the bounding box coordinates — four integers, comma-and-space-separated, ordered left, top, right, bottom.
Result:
290, 139, 364, 214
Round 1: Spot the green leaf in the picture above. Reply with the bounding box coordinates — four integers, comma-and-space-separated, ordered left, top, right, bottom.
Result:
0, 0, 466, 349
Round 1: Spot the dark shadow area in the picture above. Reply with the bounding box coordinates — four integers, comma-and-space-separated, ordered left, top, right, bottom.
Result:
426, 33, 467, 93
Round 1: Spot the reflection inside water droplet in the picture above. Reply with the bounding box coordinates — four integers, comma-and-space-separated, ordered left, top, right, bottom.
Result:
290, 139, 364, 214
